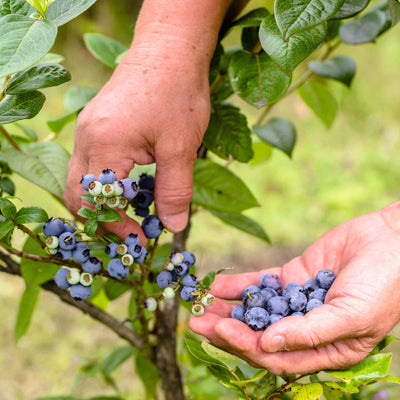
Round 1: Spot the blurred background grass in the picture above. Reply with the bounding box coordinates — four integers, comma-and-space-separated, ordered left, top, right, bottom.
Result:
2, 0, 400, 399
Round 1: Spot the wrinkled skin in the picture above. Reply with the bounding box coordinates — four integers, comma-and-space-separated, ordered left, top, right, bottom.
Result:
190, 202, 400, 374
63, 45, 211, 242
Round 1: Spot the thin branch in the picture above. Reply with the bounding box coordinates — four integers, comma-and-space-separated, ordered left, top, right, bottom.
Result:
0, 125, 22, 152
0, 251, 144, 349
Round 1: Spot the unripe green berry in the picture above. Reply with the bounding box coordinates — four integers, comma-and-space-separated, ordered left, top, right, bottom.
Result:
66, 269, 81, 285
166, 262, 175, 271
48, 248, 58, 255
163, 287, 175, 300
45, 235, 59, 249
80, 272, 93, 286
144, 297, 157, 312
191, 303, 205, 316
117, 197, 128, 209
88, 181, 103, 196
116, 244, 128, 255
121, 253, 134, 266
106, 196, 120, 208
94, 195, 106, 204
201, 293, 215, 307
102, 183, 115, 197
113, 181, 124, 196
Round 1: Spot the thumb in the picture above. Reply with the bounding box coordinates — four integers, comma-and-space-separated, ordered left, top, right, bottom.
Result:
260, 303, 366, 353
154, 146, 195, 233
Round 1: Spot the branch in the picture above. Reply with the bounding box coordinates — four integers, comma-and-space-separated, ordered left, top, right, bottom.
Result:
0, 125, 22, 152
0, 251, 144, 350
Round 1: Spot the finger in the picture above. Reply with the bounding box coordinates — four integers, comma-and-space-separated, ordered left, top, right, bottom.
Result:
210, 268, 282, 300
153, 139, 196, 233
205, 297, 237, 318
260, 302, 367, 353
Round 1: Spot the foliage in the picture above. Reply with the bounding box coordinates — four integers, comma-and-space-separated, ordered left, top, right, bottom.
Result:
1, 0, 400, 399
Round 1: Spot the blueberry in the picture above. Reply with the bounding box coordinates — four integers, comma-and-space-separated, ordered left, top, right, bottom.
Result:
175, 263, 189, 277
267, 296, 289, 316
105, 242, 119, 258
245, 307, 269, 331
58, 232, 77, 251
82, 256, 102, 274
128, 243, 143, 258
135, 207, 150, 217
260, 287, 278, 302
134, 248, 148, 264
119, 178, 139, 200
309, 288, 327, 303
182, 274, 197, 287
289, 292, 307, 312
156, 270, 173, 288
142, 215, 164, 238
124, 233, 140, 247
56, 248, 72, 260
72, 242, 90, 263
291, 311, 305, 316
133, 189, 154, 208
63, 221, 77, 233
231, 304, 246, 323
303, 278, 319, 296
269, 313, 284, 325
244, 291, 268, 309
282, 282, 303, 299
70, 283, 92, 300
259, 273, 282, 291
306, 299, 323, 312
98, 168, 117, 184
138, 173, 155, 191
80, 174, 96, 190
108, 258, 129, 280
181, 286, 196, 301
316, 269, 336, 290
182, 251, 196, 267
54, 268, 71, 289
240, 285, 261, 303
42, 218, 64, 237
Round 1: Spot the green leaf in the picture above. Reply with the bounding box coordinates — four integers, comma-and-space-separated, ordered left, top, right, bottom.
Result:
84, 219, 98, 237
201, 340, 239, 371
84, 33, 128, 69
339, 10, 387, 44
81, 193, 96, 204
388, 0, 400, 26
37, 52, 64, 64
14, 206, 48, 224
0, 196, 17, 219
253, 373, 278, 398
203, 102, 253, 162
6, 63, 71, 95
64, 86, 98, 112
0, 176, 15, 195
207, 365, 244, 395
101, 345, 135, 376
46, 0, 97, 27
14, 285, 40, 342
370, 335, 398, 355
275, 0, 344, 39
321, 380, 359, 393
260, 15, 327, 75
250, 141, 273, 165
0, 141, 70, 201
77, 207, 97, 219
192, 159, 259, 213
0, 219, 14, 239
308, 55, 356, 87
47, 110, 78, 133
103, 232, 122, 244
231, 7, 270, 28
20, 235, 59, 287
298, 80, 338, 127
0, 14, 57, 78
0, 0, 34, 18
253, 117, 297, 157
0, 91, 45, 125
211, 211, 270, 242
104, 280, 130, 300
228, 50, 291, 107
14, 123, 38, 141
135, 352, 160, 400
97, 208, 122, 223
34, 397, 80, 400
322, 385, 347, 399
115, 49, 128, 65
291, 382, 323, 399
331, 0, 370, 20
202, 271, 216, 289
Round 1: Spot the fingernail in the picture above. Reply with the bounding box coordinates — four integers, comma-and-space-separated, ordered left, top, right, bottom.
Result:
268, 336, 286, 353
163, 211, 189, 232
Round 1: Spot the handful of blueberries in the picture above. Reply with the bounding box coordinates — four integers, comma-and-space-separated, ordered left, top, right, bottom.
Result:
232, 269, 336, 331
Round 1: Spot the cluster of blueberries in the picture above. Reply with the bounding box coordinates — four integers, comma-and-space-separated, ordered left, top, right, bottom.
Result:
80, 169, 164, 239
145, 251, 215, 316
44, 217, 101, 300
231, 269, 336, 331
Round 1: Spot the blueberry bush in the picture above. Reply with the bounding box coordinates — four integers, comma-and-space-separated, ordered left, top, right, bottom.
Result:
1, 0, 400, 399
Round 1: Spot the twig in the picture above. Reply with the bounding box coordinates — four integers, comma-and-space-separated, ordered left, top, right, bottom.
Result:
0, 125, 22, 152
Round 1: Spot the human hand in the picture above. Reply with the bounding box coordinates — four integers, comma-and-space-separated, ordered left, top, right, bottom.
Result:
190, 202, 400, 374
64, 42, 211, 241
